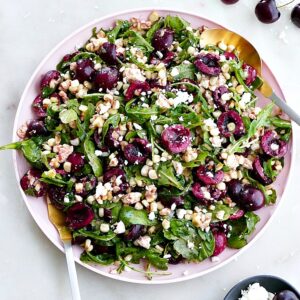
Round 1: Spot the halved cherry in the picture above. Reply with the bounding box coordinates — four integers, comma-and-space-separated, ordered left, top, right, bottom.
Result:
125, 80, 150, 101
252, 156, 273, 186
217, 110, 245, 138
65, 203, 94, 229
161, 124, 191, 154
261, 130, 288, 158
194, 53, 221, 76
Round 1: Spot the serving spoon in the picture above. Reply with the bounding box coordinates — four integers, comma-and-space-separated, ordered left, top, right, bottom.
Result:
201, 28, 300, 125
47, 197, 81, 300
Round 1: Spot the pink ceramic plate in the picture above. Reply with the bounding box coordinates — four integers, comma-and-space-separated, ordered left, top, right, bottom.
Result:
12, 8, 294, 284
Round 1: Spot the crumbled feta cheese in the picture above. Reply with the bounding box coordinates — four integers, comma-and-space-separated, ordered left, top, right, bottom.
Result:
114, 221, 126, 234
100, 223, 110, 233
121, 192, 142, 204
134, 235, 151, 249
148, 211, 156, 221
172, 161, 184, 175
239, 283, 274, 300
170, 67, 179, 77
123, 64, 146, 82
172, 91, 193, 107
176, 209, 186, 219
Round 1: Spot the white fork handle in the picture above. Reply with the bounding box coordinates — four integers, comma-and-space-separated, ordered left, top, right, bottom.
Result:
64, 241, 81, 300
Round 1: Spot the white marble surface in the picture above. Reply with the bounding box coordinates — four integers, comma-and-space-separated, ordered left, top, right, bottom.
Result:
0, 1, 299, 299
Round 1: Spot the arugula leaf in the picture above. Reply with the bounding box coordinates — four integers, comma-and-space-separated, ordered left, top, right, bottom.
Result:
263, 158, 279, 181
182, 151, 209, 168
210, 204, 238, 222
125, 100, 159, 124
21, 139, 43, 168
145, 250, 168, 270
166, 219, 215, 261
42, 86, 56, 98
270, 117, 291, 129
124, 165, 152, 185
228, 212, 260, 249
123, 30, 154, 53
228, 103, 274, 154
83, 138, 103, 177
71, 52, 101, 64
80, 251, 115, 266
157, 162, 185, 190
170, 63, 196, 81
107, 20, 131, 42
164, 15, 189, 33
119, 206, 154, 226
146, 18, 164, 42
59, 109, 78, 124
101, 114, 121, 142
40, 172, 68, 187
73, 229, 116, 241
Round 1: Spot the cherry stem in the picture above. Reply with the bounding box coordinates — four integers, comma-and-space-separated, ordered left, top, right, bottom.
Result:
277, 0, 295, 9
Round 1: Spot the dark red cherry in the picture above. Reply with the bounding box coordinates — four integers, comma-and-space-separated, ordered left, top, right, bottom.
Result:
40, 70, 61, 89
292, 4, 300, 28
152, 28, 174, 51
213, 232, 227, 256
252, 156, 273, 186
104, 127, 121, 149
123, 138, 151, 165
99, 42, 117, 65
47, 185, 67, 210
26, 120, 48, 137
32, 95, 47, 118
213, 86, 230, 111
103, 167, 126, 183
261, 130, 288, 158
20, 169, 47, 197
94, 67, 119, 91
196, 165, 224, 185
239, 185, 265, 211
123, 225, 145, 241
227, 179, 243, 201
66, 152, 85, 172
192, 182, 205, 200
74, 59, 95, 82
161, 124, 191, 154
273, 290, 299, 300
217, 110, 245, 138
242, 63, 257, 86
194, 53, 221, 76
229, 209, 245, 220
255, 0, 281, 24
65, 203, 94, 230
125, 80, 150, 101
221, 0, 239, 4
224, 51, 237, 61
160, 196, 184, 208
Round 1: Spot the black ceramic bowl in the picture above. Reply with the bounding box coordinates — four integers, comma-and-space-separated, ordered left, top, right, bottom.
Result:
224, 275, 300, 300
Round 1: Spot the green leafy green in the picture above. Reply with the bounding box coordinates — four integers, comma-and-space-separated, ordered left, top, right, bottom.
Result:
157, 162, 185, 190
73, 229, 116, 241
228, 212, 260, 249
83, 138, 103, 177
164, 15, 189, 33
101, 114, 121, 142
80, 251, 115, 266
146, 18, 164, 42
107, 20, 131, 42
170, 63, 196, 81
59, 109, 78, 124
42, 86, 56, 98
125, 100, 159, 124
123, 30, 154, 53
119, 206, 155, 226
165, 219, 215, 261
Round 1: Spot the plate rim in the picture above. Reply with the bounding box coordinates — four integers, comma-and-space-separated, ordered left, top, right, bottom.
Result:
11, 7, 296, 284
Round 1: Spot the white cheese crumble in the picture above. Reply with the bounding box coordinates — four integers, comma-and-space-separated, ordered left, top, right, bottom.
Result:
239, 283, 274, 300
172, 91, 194, 107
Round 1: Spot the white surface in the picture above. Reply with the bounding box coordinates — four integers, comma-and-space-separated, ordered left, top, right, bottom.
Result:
0, 1, 299, 299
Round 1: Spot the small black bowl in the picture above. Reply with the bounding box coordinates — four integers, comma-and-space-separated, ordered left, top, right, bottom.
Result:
224, 275, 300, 300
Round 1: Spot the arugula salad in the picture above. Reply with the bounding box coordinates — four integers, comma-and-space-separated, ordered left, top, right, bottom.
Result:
0, 12, 291, 278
